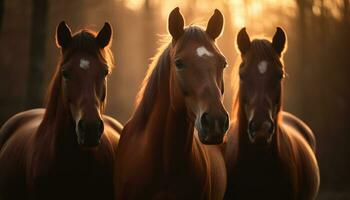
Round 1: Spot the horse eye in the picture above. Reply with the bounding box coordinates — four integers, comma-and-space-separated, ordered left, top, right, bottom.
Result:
103, 68, 109, 77
174, 59, 185, 70
62, 69, 70, 80
239, 71, 245, 81
277, 71, 284, 80
279, 74, 283, 80
239, 62, 245, 69
221, 61, 227, 68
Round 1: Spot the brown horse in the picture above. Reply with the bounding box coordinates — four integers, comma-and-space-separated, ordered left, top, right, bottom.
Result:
0, 22, 121, 200
115, 8, 229, 199
224, 27, 320, 200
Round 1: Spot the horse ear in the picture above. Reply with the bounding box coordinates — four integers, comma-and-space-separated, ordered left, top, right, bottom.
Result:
206, 9, 224, 40
272, 27, 286, 56
237, 27, 251, 55
168, 7, 184, 41
56, 21, 72, 48
96, 22, 112, 48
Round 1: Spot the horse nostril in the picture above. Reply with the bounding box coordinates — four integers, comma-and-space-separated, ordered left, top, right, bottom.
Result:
201, 112, 210, 129
78, 120, 86, 132
223, 113, 229, 132
97, 119, 104, 134
248, 120, 258, 134
268, 120, 275, 134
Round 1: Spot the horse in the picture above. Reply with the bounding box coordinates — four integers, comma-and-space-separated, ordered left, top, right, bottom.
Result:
0, 21, 122, 200
115, 8, 229, 199
224, 27, 320, 200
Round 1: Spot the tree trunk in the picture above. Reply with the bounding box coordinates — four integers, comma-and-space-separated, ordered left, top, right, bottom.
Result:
26, 0, 49, 108
0, 0, 4, 32
295, 0, 313, 114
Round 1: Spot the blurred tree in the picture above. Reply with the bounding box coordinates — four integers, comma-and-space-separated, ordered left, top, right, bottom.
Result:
342, 0, 350, 26
144, 0, 150, 11
221, 0, 236, 109
184, 0, 196, 19
0, 0, 4, 32
26, 0, 49, 108
295, 0, 313, 114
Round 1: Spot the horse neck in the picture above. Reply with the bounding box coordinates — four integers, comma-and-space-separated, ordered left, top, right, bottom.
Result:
162, 97, 195, 174
29, 78, 76, 179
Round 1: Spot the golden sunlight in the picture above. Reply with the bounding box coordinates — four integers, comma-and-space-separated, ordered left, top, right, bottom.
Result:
120, 0, 297, 29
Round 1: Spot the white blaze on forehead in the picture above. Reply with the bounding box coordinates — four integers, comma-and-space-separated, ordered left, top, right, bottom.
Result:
196, 46, 213, 57
79, 58, 90, 70
257, 60, 268, 74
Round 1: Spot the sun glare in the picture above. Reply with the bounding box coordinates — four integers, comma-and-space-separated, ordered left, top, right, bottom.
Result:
123, 0, 144, 11
119, 0, 343, 33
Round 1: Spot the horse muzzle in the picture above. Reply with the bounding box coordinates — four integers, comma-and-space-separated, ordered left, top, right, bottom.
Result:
76, 119, 104, 148
197, 111, 229, 145
247, 119, 275, 144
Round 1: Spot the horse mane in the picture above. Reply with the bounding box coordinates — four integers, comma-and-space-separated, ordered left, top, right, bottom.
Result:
132, 26, 211, 130
132, 42, 171, 130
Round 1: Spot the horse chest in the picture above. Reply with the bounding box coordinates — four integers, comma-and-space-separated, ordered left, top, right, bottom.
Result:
32, 151, 114, 200
230, 153, 293, 199
116, 135, 210, 199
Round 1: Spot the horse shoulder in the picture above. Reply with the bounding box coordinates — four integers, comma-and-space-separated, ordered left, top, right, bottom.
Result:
223, 123, 240, 171
279, 126, 320, 200
102, 114, 123, 134
194, 134, 227, 199
101, 115, 122, 148
205, 145, 227, 200
282, 111, 316, 152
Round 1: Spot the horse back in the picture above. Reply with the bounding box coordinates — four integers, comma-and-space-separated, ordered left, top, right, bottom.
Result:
282, 111, 316, 152
0, 109, 44, 199
0, 109, 44, 149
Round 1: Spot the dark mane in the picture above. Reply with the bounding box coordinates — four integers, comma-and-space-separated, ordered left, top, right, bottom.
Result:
38, 29, 114, 136
132, 44, 171, 130
132, 25, 212, 129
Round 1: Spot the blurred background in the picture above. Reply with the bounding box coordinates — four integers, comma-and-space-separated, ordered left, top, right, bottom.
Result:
0, 0, 349, 198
